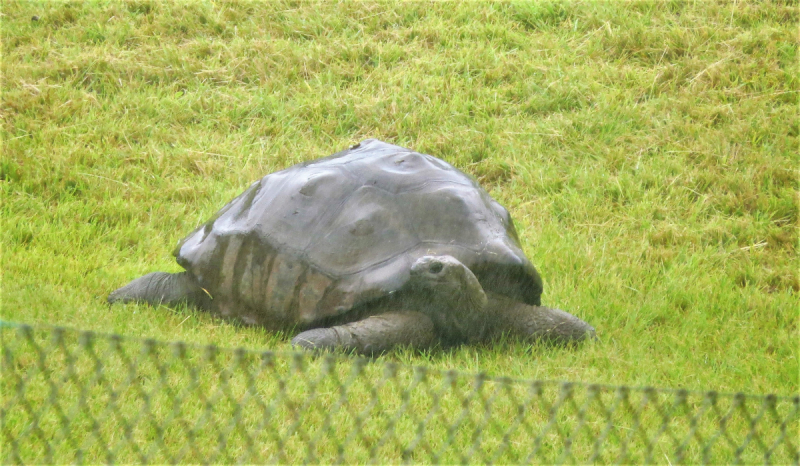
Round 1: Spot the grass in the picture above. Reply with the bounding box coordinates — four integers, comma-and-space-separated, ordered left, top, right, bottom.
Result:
2, 0, 798, 462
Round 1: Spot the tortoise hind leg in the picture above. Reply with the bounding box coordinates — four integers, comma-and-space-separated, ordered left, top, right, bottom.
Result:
107, 271, 211, 310
291, 311, 435, 355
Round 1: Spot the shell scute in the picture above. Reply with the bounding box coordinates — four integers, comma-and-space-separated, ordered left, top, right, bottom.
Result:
397, 184, 500, 251
297, 271, 333, 324
307, 186, 418, 275
264, 253, 304, 321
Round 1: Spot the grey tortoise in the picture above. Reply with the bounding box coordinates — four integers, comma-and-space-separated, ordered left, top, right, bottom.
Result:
109, 139, 595, 354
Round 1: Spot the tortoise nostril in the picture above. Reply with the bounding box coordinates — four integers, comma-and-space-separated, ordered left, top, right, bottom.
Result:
429, 262, 444, 274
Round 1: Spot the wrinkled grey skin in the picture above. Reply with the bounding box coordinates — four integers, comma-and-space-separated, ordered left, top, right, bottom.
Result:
109, 139, 595, 355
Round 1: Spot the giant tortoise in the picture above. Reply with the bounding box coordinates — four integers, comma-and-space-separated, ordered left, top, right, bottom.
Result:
109, 139, 595, 354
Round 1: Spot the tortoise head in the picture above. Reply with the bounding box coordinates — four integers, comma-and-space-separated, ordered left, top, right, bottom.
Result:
409, 255, 489, 343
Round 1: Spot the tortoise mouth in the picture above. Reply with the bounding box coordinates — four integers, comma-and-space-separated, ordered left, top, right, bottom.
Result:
429, 305, 488, 344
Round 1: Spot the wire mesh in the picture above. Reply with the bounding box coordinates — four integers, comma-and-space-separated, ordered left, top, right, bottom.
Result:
2, 322, 798, 465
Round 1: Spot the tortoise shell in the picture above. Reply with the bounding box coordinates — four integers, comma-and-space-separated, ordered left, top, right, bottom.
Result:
174, 139, 542, 328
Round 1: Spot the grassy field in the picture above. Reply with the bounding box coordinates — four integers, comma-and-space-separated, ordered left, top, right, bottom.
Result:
2, 0, 798, 461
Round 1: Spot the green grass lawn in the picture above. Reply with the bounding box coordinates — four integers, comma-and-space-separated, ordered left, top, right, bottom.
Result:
2, 0, 798, 461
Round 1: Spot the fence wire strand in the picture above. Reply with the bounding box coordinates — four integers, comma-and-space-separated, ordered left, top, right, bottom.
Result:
2, 322, 798, 465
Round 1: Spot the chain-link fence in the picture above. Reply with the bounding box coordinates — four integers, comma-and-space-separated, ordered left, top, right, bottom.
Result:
2, 322, 798, 464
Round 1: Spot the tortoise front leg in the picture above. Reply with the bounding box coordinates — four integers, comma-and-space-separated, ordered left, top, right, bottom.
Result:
486, 294, 596, 345
290, 311, 436, 355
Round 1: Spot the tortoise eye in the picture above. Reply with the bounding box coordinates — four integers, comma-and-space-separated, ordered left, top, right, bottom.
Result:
429, 262, 444, 274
